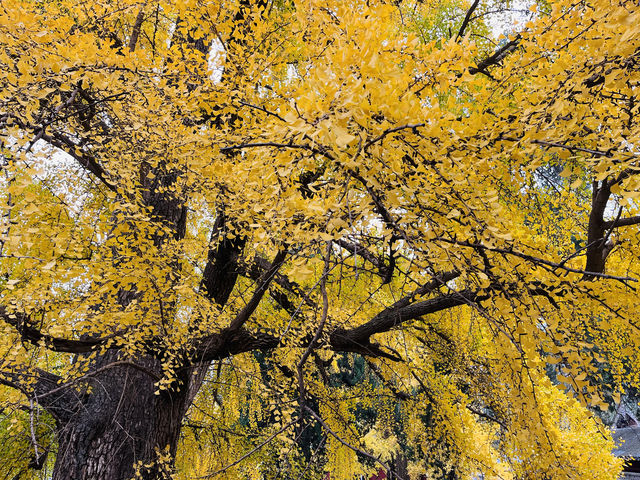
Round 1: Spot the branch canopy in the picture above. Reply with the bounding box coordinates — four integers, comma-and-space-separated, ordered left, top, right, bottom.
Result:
0, 0, 639, 478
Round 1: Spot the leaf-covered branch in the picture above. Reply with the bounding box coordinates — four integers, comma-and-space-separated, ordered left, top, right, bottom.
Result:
0, 306, 120, 354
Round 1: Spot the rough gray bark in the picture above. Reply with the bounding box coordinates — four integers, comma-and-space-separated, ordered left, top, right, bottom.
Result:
51, 354, 188, 480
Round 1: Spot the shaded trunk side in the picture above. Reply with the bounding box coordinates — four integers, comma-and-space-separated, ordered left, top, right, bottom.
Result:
52, 354, 189, 480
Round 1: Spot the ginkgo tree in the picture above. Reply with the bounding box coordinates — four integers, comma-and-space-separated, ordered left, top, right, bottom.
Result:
1, 0, 639, 478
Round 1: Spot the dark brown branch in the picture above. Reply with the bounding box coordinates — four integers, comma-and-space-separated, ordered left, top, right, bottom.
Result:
363, 123, 425, 150
0, 367, 81, 423
435, 237, 637, 282
456, 0, 481, 41
334, 238, 391, 279
237, 100, 287, 122
5, 107, 118, 192
220, 142, 335, 161
193, 272, 466, 363
40, 132, 118, 193
382, 238, 396, 285
240, 255, 304, 295
530, 139, 613, 158
603, 215, 640, 229
0, 375, 25, 393
469, 34, 521, 76
498, 136, 633, 160
0, 306, 119, 354
382, 271, 460, 312
228, 248, 288, 331
238, 255, 312, 314
329, 289, 480, 354
350, 171, 407, 246
128, 2, 147, 52
585, 180, 611, 277
35, 91, 127, 130
191, 327, 282, 362
200, 211, 246, 306
466, 404, 507, 428
584, 50, 640, 88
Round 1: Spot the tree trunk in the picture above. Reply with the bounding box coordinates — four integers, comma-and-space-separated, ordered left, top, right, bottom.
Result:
49, 165, 194, 479
51, 353, 189, 480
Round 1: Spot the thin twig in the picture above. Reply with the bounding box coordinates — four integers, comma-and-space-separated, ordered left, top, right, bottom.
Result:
303, 406, 391, 472
198, 419, 298, 478
297, 243, 331, 401
364, 123, 425, 150
435, 237, 638, 282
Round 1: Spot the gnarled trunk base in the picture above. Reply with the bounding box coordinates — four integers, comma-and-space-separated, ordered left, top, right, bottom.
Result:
52, 356, 189, 480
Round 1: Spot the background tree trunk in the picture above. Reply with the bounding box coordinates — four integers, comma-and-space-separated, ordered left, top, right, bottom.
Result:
389, 453, 409, 480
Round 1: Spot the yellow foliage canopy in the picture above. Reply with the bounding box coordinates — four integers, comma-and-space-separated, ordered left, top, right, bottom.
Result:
0, 0, 639, 478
